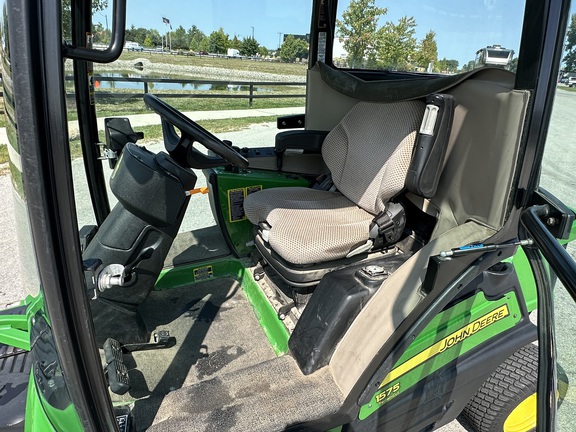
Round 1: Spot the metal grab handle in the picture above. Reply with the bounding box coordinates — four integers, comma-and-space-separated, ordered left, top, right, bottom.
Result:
520, 204, 576, 432
521, 204, 576, 296
64, 0, 127, 63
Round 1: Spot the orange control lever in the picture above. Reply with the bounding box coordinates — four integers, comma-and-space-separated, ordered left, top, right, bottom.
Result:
185, 187, 209, 196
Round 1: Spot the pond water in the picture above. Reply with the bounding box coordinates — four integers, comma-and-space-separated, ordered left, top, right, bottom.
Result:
92, 71, 277, 92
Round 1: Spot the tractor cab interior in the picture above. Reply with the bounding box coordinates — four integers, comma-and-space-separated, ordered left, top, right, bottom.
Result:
80, 56, 531, 430
3, 0, 575, 430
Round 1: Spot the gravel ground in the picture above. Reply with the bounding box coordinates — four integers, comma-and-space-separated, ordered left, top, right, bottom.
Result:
0, 172, 24, 305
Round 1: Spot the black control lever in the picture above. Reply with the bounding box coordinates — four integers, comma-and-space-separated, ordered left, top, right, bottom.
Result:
98, 246, 155, 291
103, 117, 144, 169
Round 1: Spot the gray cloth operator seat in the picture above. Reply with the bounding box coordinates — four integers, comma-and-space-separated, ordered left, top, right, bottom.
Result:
244, 100, 426, 266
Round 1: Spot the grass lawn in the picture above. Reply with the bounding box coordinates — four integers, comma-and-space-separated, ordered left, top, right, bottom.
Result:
0, 53, 306, 165
68, 115, 278, 159
27, 52, 307, 125
81, 95, 305, 121
62, 61, 306, 120
0, 144, 7, 165
138, 115, 279, 141
1, 115, 280, 166
117, 51, 308, 77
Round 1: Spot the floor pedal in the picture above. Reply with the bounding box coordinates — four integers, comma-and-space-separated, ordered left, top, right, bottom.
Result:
121, 330, 176, 353
103, 338, 131, 395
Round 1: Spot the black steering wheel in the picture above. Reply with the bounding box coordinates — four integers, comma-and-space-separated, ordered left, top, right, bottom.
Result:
143, 93, 249, 169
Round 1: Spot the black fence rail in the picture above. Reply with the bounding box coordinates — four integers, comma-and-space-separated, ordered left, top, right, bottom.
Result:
65, 76, 306, 108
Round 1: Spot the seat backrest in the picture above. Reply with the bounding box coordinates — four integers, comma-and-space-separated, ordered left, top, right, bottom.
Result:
322, 100, 426, 215
430, 68, 530, 237
329, 70, 531, 398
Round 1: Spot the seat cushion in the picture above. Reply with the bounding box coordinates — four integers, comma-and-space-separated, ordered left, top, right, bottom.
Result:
244, 187, 374, 265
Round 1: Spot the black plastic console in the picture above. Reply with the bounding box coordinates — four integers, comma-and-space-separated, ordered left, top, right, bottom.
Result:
84, 144, 197, 346
289, 254, 411, 375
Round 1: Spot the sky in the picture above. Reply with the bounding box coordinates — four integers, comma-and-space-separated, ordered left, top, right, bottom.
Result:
96, 0, 312, 51
95, 0, 576, 66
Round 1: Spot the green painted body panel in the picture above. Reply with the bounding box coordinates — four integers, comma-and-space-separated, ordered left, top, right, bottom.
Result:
359, 291, 522, 420
0, 293, 44, 349
156, 258, 289, 354
0, 314, 29, 350
0, 294, 85, 431
510, 249, 537, 311
25, 374, 82, 432
213, 168, 308, 256
239, 262, 290, 355
24, 374, 57, 432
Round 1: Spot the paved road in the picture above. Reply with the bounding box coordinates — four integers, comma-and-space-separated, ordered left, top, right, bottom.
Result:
2, 89, 576, 430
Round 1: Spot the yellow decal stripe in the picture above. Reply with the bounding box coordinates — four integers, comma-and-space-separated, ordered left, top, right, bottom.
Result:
379, 305, 509, 389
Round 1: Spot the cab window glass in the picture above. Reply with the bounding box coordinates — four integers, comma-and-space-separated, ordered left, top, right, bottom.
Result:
334, 0, 525, 73
81, 0, 311, 234
541, 8, 576, 430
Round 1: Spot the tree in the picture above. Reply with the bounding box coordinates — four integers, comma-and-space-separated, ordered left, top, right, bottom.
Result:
445, 59, 459, 72
62, 0, 108, 41
125, 26, 148, 44
229, 36, 242, 49
198, 36, 211, 53
240, 36, 259, 56
188, 26, 206, 52
208, 27, 229, 54
92, 22, 111, 44
435, 57, 458, 73
171, 26, 189, 50
564, 14, 576, 72
377, 16, 417, 70
460, 60, 476, 72
414, 30, 437, 71
146, 29, 162, 47
336, 0, 387, 68
279, 35, 309, 62
143, 35, 154, 48
257, 46, 269, 57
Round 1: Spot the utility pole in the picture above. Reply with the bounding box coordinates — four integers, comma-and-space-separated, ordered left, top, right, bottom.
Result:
278, 32, 282, 50
98, 12, 109, 43
251, 26, 254, 39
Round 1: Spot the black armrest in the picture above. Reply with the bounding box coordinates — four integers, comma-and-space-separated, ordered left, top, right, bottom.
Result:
274, 130, 329, 171
406, 93, 454, 198
275, 130, 329, 153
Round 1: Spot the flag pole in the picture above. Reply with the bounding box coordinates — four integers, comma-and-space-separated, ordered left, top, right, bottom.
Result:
162, 17, 172, 52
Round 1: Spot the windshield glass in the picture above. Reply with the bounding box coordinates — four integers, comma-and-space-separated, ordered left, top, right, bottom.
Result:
333, 0, 525, 73
72, 0, 311, 240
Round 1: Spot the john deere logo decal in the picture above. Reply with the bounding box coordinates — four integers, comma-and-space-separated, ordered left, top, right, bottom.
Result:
437, 305, 509, 354
378, 304, 510, 390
